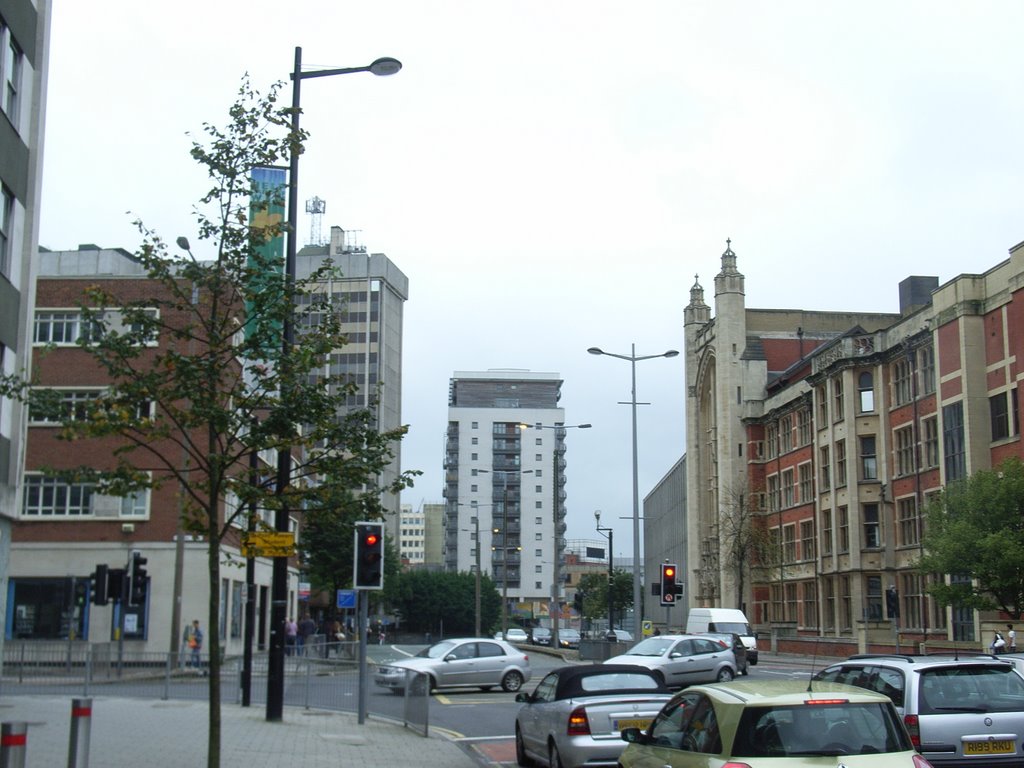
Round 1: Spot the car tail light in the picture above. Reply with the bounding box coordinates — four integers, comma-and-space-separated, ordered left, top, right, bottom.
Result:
912, 755, 934, 768
720, 763, 753, 768
803, 698, 849, 705
567, 706, 591, 736
904, 714, 921, 748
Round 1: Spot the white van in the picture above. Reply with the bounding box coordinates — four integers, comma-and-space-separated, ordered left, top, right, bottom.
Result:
685, 608, 758, 665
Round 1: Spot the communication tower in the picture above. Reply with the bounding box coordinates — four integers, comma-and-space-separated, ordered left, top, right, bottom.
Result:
305, 196, 327, 246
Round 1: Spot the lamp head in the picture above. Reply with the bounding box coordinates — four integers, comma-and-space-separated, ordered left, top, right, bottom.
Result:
369, 57, 402, 76
176, 236, 191, 251
663, 350, 680, 358
594, 509, 601, 523
587, 347, 604, 356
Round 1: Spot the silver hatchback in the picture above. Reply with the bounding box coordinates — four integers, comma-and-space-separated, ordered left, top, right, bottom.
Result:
604, 634, 737, 689
374, 637, 531, 694
814, 653, 1024, 766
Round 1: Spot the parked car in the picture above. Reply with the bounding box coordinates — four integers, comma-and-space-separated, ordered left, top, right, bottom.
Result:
494, 627, 530, 644
530, 627, 552, 646
619, 679, 931, 766
699, 631, 749, 675
374, 637, 531, 694
515, 663, 673, 768
605, 634, 736, 688
558, 628, 581, 649
605, 629, 633, 642
813, 653, 1024, 766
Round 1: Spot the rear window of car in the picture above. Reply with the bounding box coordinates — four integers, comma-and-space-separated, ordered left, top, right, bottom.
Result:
918, 666, 1024, 714
731, 702, 912, 757
580, 672, 660, 693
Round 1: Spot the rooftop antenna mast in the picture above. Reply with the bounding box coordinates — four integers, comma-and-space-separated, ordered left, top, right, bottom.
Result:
305, 196, 327, 246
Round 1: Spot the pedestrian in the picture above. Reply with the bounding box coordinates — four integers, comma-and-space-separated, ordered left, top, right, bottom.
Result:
1008, 624, 1017, 652
297, 613, 316, 656
990, 630, 1006, 653
378, 627, 386, 645
184, 619, 203, 670
285, 617, 298, 656
326, 618, 342, 657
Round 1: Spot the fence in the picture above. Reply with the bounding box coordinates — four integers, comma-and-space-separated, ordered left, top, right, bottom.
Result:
0, 641, 364, 713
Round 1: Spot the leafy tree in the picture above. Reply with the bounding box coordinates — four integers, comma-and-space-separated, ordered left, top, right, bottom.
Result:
1, 79, 415, 767
390, 570, 501, 636
918, 457, 1024, 619
577, 569, 633, 629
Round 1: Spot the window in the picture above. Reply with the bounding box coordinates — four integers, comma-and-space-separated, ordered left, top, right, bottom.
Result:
923, 417, 939, 467
797, 408, 811, 445
991, 392, 1010, 441
1013, 388, 1021, 436
833, 378, 844, 420
897, 497, 919, 547
781, 469, 794, 508
767, 474, 780, 513
865, 575, 883, 621
858, 371, 874, 412
902, 572, 923, 630
471, 437, 478, 445
765, 423, 778, 459
893, 358, 912, 405
835, 439, 847, 486
0, 185, 11, 276
819, 446, 831, 491
800, 520, 815, 561
863, 503, 880, 548
29, 389, 102, 424
816, 384, 828, 424
2, 24, 21, 124
535, 453, 542, 461
860, 435, 877, 480
783, 524, 796, 563
802, 582, 818, 628
34, 312, 83, 344
120, 489, 150, 517
823, 578, 835, 631
894, 425, 915, 476
23, 476, 94, 516
840, 575, 852, 631
780, 415, 793, 453
837, 506, 849, 553
919, 345, 935, 395
943, 401, 966, 481
821, 508, 833, 555
798, 463, 812, 503
785, 583, 798, 622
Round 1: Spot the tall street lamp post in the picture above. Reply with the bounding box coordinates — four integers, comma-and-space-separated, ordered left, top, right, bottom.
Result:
269, 46, 401, 724
595, 510, 614, 636
587, 344, 678, 639
520, 422, 591, 651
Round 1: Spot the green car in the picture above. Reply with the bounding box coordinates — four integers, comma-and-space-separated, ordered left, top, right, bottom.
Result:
619, 679, 933, 767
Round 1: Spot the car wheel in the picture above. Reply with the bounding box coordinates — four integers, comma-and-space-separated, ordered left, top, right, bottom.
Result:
717, 666, 735, 682
502, 670, 524, 692
515, 725, 534, 767
548, 740, 564, 768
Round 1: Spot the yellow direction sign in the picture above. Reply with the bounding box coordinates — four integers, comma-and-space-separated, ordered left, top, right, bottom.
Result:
242, 532, 295, 558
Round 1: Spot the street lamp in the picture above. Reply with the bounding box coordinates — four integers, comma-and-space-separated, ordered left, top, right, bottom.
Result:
588, 344, 678, 639
595, 510, 614, 637
456, 502, 491, 638
519, 422, 591, 651
269, 46, 402, 725
479, 468, 532, 638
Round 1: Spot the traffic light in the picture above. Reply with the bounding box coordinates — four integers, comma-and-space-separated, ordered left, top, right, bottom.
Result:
886, 586, 900, 619
107, 568, 126, 603
129, 551, 149, 606
354, 521, 385, 589
89, 564, 109, 606
573, 592, 585, 613
660, 563, 678, 607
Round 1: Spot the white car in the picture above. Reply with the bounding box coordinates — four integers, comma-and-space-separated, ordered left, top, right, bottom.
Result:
495, 627, 529, 643
374, 637, 531, 694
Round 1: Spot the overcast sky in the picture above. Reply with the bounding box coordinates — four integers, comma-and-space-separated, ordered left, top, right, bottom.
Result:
41, 2, 1024, 558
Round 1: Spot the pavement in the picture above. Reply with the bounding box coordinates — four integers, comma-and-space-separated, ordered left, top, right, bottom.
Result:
0, 695, 481, 768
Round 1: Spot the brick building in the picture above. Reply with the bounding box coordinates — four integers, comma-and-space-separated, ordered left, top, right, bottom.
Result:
684, 240, 1023, 655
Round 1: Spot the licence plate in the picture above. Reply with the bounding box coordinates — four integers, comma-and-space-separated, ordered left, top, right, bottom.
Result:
614, 718, 651, 731
963, 740, 1015, 755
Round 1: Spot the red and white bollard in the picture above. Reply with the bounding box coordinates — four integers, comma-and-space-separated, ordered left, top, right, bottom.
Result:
0, 721, 28, 768
67, 697, 92, 768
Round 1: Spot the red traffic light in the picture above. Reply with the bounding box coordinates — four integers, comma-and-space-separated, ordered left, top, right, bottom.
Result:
365, 534, 379, 546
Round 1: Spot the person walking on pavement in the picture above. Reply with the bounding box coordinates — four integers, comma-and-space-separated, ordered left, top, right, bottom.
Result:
184, 620, 203, 670
285, 617, 298, 656
297, 613, 317, 656
1008, 624, 1017, 652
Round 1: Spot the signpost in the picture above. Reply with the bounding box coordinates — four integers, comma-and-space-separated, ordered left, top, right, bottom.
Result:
241, 532, 296, 558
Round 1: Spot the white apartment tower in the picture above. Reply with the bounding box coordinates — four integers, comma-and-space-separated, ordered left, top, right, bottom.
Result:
444, 370, 570, 622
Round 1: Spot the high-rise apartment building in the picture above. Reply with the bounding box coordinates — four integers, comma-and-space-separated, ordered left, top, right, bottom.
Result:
0, 0, 50, 642
296, 225, 408, 538
444, 370, 576, 625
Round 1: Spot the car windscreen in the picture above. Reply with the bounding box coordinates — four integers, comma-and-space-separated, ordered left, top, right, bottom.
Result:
418, 640, 458, 658
918, 666, 1024, 714
710, 622, 752, 635
625, 637, 675, 656
731, 701, 912, 757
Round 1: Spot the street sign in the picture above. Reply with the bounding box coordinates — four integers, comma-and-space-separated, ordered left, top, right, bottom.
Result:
241, 531, 295, 558
336, 589, 357, 609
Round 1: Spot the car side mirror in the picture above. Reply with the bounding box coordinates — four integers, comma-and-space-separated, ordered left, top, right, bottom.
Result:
444, 654, 457, 662
621, 727, 645, 744
515, 692, 531, 703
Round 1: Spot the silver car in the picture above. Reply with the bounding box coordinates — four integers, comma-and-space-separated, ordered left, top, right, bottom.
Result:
515, 664, 672, 768
374, 637, 531, 694
604, 634, 736, 688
